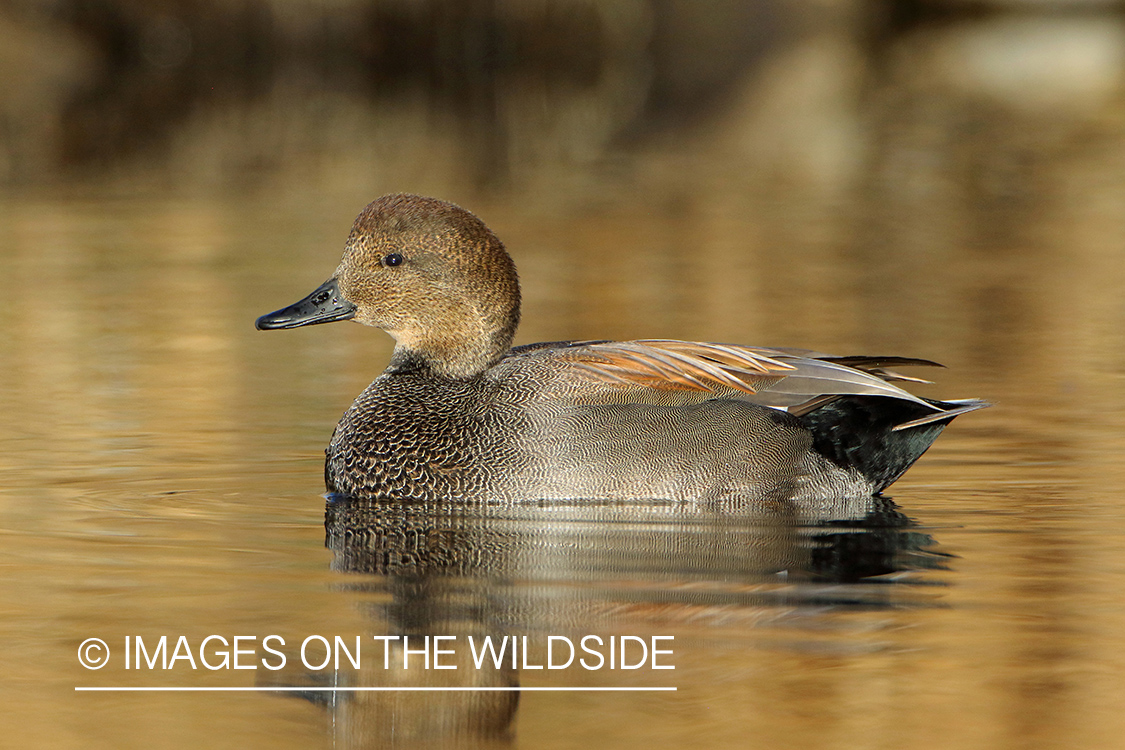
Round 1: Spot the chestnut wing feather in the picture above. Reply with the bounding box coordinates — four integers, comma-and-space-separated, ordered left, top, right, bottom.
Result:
517, 340, 937, 411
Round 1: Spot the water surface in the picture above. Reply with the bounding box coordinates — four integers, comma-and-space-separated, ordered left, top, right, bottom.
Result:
3, 6, 1125, 749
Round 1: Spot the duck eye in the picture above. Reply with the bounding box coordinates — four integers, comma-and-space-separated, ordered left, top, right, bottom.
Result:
383, 253, 404, 267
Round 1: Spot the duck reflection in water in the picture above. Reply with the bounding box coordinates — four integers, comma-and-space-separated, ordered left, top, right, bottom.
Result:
260, 497, 949, 748
256, 194, 987, 505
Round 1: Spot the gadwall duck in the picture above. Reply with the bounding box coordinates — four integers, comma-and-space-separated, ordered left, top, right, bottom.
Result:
257, 194, 987, 503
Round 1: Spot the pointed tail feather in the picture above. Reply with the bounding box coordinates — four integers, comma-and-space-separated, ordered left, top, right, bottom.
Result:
800, 397, 989, 493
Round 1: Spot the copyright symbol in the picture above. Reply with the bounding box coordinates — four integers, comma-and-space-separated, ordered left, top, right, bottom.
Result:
79, 638, 110, 669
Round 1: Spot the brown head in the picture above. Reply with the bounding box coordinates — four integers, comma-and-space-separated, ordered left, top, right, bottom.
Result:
256, 194, 521, 378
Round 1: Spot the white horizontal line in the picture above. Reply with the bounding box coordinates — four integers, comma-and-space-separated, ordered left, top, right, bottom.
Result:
75, 686, 676, 692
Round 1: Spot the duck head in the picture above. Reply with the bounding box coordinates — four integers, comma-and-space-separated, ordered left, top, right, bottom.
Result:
256, 194, 521, 379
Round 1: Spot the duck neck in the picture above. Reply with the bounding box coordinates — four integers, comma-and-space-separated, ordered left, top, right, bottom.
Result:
384, 283, 520, 379
387, 318, 517, 380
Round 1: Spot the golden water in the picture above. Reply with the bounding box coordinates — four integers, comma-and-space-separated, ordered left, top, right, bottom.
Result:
3, 8, 1125, 749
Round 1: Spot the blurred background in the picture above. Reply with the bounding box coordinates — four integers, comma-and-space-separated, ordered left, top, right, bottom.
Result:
4, 0, 1124, 368
3, 1, 1125, 749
